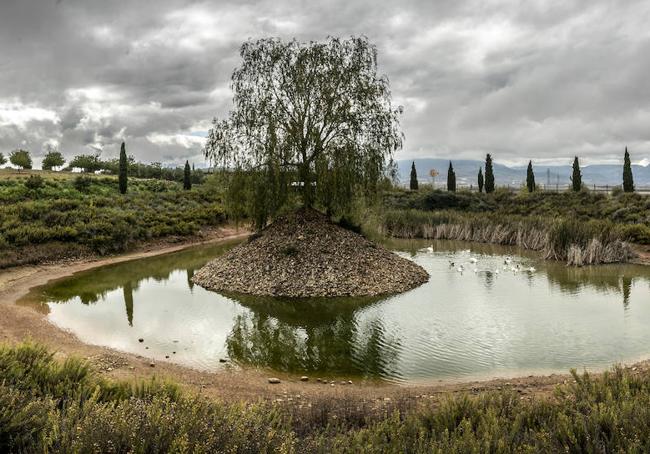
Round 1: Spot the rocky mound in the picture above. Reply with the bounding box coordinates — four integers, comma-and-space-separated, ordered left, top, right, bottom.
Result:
192, 209, 429, 297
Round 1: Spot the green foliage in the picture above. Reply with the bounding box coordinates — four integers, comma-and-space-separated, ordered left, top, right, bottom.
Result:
9, 149, 32, 170
183, 160, 192, 190
41, 149, 65, 170
526, 160, 535, 192
484, 154, 494, 193
446, 162, 456, 192
0, 176, 226, 267
118, 142, 128, 194
5, 341, 650, 452
571, 156, 582, 192
0, 152, 6, 166
409, 161, 418, 191
623, 147, 634, 193
24, 175, 44, 191
381, 188, 650, 246
477, 167, 484, 193
73, 175, 92, 192
205, 36, 403, 224
69, 153, 102, 173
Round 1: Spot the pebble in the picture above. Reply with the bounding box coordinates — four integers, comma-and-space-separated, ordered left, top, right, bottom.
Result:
138, 338, 144, 343
165, 355, 169, 359
268, 377, 281, 384
149, 363, 155, 368
219, 358, 228, 363
300, 376, 309, 382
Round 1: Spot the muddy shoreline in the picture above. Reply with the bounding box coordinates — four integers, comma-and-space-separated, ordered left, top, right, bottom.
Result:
1, 227, 649, 407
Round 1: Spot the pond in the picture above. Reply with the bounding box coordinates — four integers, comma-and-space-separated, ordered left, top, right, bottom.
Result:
19, 239, 650, 384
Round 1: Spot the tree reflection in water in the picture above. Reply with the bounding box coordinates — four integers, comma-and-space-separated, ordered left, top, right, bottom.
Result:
224, 293, 402, 379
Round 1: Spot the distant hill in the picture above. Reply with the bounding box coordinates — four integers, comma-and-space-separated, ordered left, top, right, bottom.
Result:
397, 159, 650, 188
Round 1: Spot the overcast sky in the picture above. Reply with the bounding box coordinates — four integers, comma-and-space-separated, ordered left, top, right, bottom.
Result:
1, 0, 649, 168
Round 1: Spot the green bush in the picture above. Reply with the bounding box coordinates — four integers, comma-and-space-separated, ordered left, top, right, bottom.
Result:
24, 175, 44, 191
0, 175, 227, 266
73, 175, 92, 192
4, 342, 650, 452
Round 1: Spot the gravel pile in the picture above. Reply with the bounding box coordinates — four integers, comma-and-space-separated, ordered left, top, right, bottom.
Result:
192, 208, 429, 297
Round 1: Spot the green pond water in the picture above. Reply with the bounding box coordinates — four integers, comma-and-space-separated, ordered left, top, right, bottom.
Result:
20, 239, 650, 384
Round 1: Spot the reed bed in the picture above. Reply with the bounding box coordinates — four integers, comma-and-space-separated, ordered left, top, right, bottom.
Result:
380, 209, 634, 265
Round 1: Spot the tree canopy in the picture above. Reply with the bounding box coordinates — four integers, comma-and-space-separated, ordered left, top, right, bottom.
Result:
119, 142, 128, 194
42, 148, 65, 170
526, 160, 535, 193
10, 149, 32, 170
409, 161, 418, 191
477, 168, 484, 193
447, 162, 456, 192
204, 36, 403, 227
571, 157, 582, 192
0, 152, 6, 166
623, 147, 634, 193
484, 154, 495, 193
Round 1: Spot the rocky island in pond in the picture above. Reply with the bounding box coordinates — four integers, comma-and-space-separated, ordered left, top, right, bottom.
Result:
192, 209, 429, 297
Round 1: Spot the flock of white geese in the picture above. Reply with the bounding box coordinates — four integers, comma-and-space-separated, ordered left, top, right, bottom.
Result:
422, 246, 536, 275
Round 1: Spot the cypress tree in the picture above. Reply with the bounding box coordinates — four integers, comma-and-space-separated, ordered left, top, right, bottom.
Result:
409, 161, 418, 190
477, 168, 484, 193
118, 142, 127, 194
447, 161, 456, 192
623, 147, 634, 192
484, 154, 495, 193
184, 160, 192, 190
571, 156, 582, 192
526, 160, 535, 192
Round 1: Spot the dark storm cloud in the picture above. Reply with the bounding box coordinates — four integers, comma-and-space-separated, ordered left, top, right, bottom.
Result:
1, 0, 649, 167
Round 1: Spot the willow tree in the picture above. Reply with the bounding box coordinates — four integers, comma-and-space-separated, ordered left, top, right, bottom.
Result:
204, 37, 403, 228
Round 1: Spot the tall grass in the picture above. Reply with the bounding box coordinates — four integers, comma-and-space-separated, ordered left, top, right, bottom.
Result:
3, 342, 650, 452
380, 209, 635, 265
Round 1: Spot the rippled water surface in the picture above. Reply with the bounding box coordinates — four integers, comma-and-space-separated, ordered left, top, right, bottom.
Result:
20, 239, 650, 383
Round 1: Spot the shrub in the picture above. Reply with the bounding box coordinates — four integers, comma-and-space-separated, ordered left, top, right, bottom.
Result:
73, 175, 92, 192
24, 175, 44, 191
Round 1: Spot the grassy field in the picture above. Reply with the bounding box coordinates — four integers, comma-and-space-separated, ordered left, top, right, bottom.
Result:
2, 341, 650, 453
0, 170, 226, 268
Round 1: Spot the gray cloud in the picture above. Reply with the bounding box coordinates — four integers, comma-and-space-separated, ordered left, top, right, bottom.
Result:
1, 0, 649, 167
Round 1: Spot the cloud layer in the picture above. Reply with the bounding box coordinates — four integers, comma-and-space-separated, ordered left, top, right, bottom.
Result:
1, 0, 649, 167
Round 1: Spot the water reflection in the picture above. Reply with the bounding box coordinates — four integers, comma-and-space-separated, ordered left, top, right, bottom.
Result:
19, 239, 650, 383
223, 294, 401, 378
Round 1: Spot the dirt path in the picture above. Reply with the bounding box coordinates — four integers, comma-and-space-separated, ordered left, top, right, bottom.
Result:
1, 229, 649, 409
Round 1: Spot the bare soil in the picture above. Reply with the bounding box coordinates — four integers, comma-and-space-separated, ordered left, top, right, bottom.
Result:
1, 227, 649, 410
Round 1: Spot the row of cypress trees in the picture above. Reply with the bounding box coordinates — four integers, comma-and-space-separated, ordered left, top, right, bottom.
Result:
409, 148, 636, 193
117, 142, 194, 194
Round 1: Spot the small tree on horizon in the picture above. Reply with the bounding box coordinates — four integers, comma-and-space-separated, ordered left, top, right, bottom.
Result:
477, 168, 484, 193
0, 152, 6, 166
119, 142, 128, 194
42, 148, 65, 170
183, 160, 192, 190
10, 149, 32, 170
571, 156, 582, 192
526, 160, 536, 192
409, 161, 418, 191
484, 154, 495, 193
623, 147, 634, 193
447, 161, 456, 192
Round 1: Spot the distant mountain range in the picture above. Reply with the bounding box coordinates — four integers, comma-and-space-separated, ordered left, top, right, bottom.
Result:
397, 159, 650, 188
